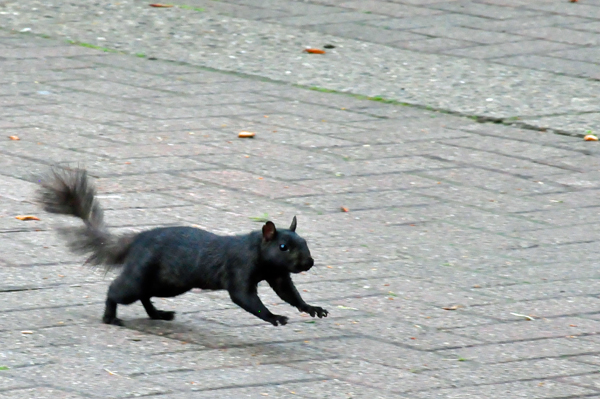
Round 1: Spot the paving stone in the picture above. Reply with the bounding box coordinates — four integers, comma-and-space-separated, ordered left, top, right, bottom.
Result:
338, 1, 444, 18
445, 40, 575, 59
154, 381, 369, 399
459, 14, 593, 32
451, 317, 600, 343
0, 387, 92, 399
0, 46, 102, 59
523, 2, 600, 19
412, 26, 527, 45
364, 13, 493, 30
558, 374, 600, 391
496, 54, 600, 79
182, 169, 320, 199
0, 375, 37, 392
77, 54, 201, 75
311, 22, 428, 44
312, 156, 455, 177
514, 26, 600, 46
305, 337, 446, 371
184, 0, 292, 20
249, 101, 378, 123
323, 311, 485, 350
233, 0, 340, 15
418, 167, 567, 197
548, 46, 600, 64
49, 79, 173, 99
391, 37, 476, 52
522, 112, 600, 137
0, 58, 93, 72
269, 11, 386, 27
565, 20, 600, 34
422, 357, 598, 387
519, 207, 600, 227
288, 358, 452, 394
411, 379, 596, 399
429, 1, 544, 19
480, 279, 600, 302
437, 336, 600, 364
4, 360, 170, 398
468, 296, 600, 321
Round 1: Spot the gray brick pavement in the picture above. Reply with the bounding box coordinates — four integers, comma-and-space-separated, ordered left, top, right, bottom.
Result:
1, 1, 600, 398
2, 0, 600, 133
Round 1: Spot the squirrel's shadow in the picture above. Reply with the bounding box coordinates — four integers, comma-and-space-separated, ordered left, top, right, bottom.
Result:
119, 317, 331, 363
121, 318, 244, 348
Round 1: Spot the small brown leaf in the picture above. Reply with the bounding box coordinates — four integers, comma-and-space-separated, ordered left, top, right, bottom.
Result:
341, 206, 349, 212
15, 215, 40, 221
8, 135, 20, 140
584, 134, 598, 141
149, 3, 174, 7
442, 305, 463, 311
303, 48, 326, 54
238, 131, 255, 138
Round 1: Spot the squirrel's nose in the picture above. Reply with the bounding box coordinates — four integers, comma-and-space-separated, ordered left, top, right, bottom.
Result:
307, 257, 314, 267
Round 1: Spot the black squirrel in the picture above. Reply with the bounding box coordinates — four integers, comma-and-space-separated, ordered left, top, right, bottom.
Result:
37, 168, 328, 326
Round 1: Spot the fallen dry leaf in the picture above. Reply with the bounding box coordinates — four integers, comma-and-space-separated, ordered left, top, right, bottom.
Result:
510, 312, 535, 321
303, 48, 326, 54
149, 3, 174, 7
570, 0, 578, 2
442, 305, 463, 311
15, 215, 40, 221
341, 206, 349, 212
21, 331, 33, 334
584, 134, 598, 141
238, 131, 255, 138
8, 135, 20, 140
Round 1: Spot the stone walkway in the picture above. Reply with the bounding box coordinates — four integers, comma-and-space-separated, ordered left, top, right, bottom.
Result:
1, 1, 600, 398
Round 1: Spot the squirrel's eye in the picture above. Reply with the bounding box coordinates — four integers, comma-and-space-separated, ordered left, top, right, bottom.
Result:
279, 244, 288, 251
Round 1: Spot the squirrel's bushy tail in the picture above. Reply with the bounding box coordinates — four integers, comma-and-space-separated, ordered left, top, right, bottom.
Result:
37, 168, 133, 269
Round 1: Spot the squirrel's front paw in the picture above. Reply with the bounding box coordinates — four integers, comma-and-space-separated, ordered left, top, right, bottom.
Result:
301, 305, 328, 318
268, 315, 289, 326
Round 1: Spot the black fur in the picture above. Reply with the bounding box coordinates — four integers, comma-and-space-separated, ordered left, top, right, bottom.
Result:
37, 168, 328, 326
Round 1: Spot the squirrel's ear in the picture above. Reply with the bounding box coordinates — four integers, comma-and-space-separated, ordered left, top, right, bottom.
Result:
262, 221, 277, 241
289, 216, 297, 232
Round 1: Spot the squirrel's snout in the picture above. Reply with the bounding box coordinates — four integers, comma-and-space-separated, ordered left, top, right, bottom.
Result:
301, 257, 314, 271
